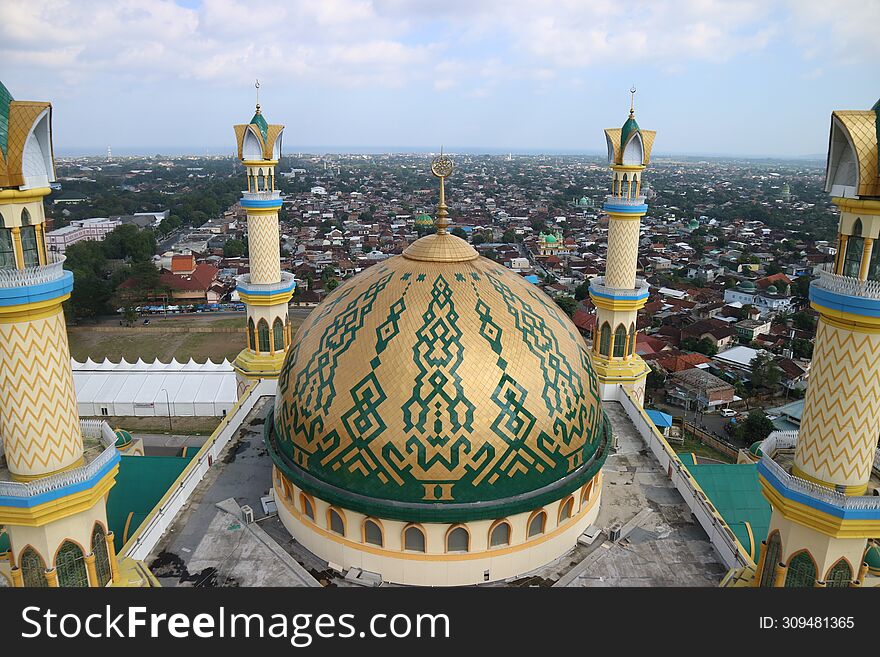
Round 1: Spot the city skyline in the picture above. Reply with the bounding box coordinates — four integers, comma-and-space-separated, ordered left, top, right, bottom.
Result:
3, 0, 877, 158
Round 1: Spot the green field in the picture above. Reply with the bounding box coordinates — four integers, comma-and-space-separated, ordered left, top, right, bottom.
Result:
68, 314, 304, 363
674, 433, 736, 464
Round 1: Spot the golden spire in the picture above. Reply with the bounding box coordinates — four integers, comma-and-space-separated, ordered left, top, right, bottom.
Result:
430, 148, 454, 235
255, 78, 261, 115
629, 85, 636, 117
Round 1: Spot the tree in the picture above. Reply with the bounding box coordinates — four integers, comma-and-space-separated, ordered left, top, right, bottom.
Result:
681, 336, 718, 357
555, 295, 577, 318
791, 275, 812, 298
792, 338, 814, 359
750, 352, 782, 390
223, 238, 247, 258
326, 279, 339, 292
451, 227, 468, 240
574, 281, 590, 301
102, 224, 156, 262
792, 311, 816, 332
736, 410, 775, 444
471, 233, 486, 246
765, 262, 783, 275
646, 367, 666, 391
502, 229, 516, 244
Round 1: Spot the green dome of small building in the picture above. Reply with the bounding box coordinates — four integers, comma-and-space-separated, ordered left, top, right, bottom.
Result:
739, 280, 756, 291
865, 543, 880, 575
114, 429, 133, 448
748, 441, 763, 457
543, 233, 558, 243
415, 213, 433, 226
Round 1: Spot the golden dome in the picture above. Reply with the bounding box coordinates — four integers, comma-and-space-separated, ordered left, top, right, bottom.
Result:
267, 231, 609, 523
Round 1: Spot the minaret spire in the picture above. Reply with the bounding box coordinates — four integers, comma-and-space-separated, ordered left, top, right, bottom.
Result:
629, 85, 636, 117
431, 148, 454, 236
255, 78, 261, 114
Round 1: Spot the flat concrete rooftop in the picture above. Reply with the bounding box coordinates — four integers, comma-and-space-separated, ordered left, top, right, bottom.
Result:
148, 397, 726, 587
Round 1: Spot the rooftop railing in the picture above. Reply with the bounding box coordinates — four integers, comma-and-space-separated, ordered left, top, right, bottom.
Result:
242, 190, 282, 201
589, 276, 649, 297
760, 455, 880, 510
236, 270, 296, 293
759, 430, 798, 457
605, 195, 646, 206
814, 266, 880, 300
0, 442, 117, 498
0, 254, 66, 289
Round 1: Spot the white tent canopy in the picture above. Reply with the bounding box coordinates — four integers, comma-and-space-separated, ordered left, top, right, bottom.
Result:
72, 358, 237, 418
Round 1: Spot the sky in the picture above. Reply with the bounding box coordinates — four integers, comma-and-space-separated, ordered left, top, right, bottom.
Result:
2, 0, 878, 157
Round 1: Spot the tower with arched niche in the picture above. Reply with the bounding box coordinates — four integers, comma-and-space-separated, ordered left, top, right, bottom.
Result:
589, 90, 655, 405
0, 81, 138, 587
746, 98, 880, 588
231, 83, 295, 396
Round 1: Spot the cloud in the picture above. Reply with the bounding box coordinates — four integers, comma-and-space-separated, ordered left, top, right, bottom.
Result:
0, 0, 874, 97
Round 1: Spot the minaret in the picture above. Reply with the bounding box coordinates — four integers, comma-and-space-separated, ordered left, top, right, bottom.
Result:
231, 81, 294, 395
589, 88, 655, 405
0, 81, 126, 587
752, 99, 880, 588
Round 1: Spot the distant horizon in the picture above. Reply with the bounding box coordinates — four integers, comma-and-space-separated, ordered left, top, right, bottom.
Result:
55, 145, 828, 163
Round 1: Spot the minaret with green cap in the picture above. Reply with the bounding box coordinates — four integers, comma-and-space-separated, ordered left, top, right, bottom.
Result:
589, 88, 656, 406
231, 81, 295, 395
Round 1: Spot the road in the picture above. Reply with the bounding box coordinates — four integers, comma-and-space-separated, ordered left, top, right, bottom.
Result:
648, 401, 748, 449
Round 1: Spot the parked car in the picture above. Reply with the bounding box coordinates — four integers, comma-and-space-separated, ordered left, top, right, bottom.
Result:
719, 408, 736, 417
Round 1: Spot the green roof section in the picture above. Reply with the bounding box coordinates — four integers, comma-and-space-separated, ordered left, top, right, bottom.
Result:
865, 543, 880, 573
106, 453, 194, 553
0, 80, 13, 160
620, 114, 640, 151
684, 462, 771, 560
250, 110, 269, 143
0, 530, 9, 555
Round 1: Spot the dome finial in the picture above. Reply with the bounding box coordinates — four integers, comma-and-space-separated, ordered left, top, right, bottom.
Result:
430, 147, 454, 235
629, 85, 636, 117
255, 78, 261, 114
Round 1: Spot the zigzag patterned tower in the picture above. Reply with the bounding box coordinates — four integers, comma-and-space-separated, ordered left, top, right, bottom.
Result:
231, 91, 295, 396
751, 99, 880, 588
0, 82, 130, 587
589, 91, 655, 405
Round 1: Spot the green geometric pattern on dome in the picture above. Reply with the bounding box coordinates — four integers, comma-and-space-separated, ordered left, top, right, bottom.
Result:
0, 80, 12, 160
269, 254, 609, 522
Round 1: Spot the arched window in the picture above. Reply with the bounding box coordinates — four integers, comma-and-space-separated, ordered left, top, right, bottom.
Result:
0, 228, 15, 270
281, 479, 291, 501
843, 219, 864, 278
258, 319, 270, 352
527, 511, 546, 538
599, 323, 611, 357
621, 173, 629, 198
328, 508, 345, 536
629, 323, 636, 356
489, 520, 511, 548
613, 324, 627, 358
580, 481, 594, 508
19, 209, 39, 267
19, 547, 48, 588
248, 318, 256, 351
404, 525, 426, 552
300, 493, 315, 521
55, 541, 88, 587
273, 318, 285, 352
759, 532, 782, 588
785, 550, 817, 588
446, 526, 469, 553
91, 523, 111, 587
558, 496, 574, 523
363, 519, 383, 547
825, 559, 852, 588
